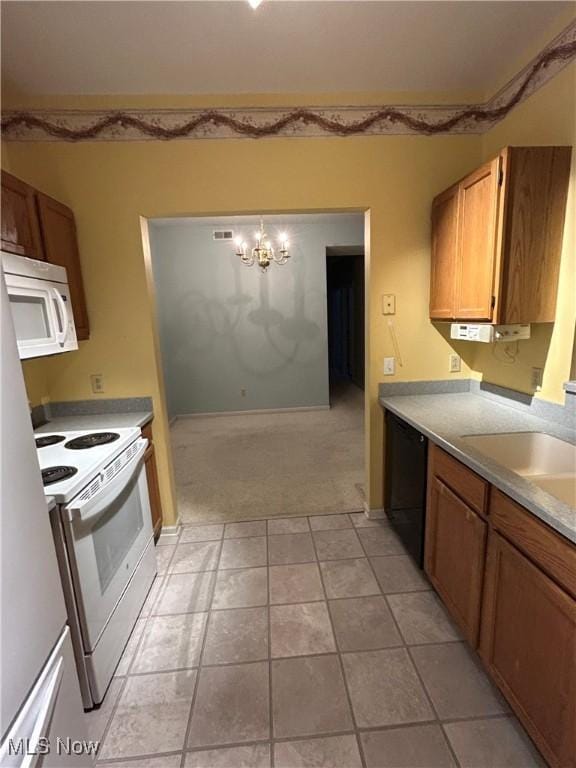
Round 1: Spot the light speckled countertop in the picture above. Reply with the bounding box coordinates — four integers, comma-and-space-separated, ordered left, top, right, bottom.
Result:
379, 392, 576, 544
35, 411, 153, 433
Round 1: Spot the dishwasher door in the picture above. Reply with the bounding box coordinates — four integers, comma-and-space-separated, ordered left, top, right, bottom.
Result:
384, 410, 428, 567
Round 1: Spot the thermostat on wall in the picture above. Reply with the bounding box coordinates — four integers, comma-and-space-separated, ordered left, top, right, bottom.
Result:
450, 324, 531, 343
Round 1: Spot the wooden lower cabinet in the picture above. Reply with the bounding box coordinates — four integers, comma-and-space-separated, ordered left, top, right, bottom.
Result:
424, 442, 576, 768
142, 423, 163, 541
481, 531, 576, 768
425, 476, 487, 646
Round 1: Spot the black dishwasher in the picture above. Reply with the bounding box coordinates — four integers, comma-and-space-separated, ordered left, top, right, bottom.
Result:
384, 410, 428, 567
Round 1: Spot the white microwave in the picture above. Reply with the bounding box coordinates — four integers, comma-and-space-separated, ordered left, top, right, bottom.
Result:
1, 252, 78, 359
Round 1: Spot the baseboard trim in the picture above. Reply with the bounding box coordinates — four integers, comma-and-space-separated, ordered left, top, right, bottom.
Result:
158, 520, 182, 538
173, 405, 331, 419
362, 502, 387, 520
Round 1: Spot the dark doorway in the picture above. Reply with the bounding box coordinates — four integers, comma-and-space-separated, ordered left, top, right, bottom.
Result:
326, 247, 365, 393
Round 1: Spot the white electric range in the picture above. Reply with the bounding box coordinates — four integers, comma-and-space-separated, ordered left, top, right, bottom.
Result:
35, 427, 157, 709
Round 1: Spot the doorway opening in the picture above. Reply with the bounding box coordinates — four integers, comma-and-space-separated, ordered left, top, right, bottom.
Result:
147, 211, 366, 524
326, 246, 365, 396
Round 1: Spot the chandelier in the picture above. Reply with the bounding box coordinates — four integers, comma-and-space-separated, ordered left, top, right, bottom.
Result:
234, 219, 290, 272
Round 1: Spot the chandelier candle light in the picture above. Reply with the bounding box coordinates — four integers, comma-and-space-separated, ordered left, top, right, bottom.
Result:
235, 219, 290, 272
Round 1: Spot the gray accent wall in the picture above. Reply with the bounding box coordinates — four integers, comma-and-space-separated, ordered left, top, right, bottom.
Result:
150, 214, 364, 417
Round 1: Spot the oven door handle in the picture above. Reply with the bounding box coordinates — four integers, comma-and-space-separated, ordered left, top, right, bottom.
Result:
64, 438, 148, 523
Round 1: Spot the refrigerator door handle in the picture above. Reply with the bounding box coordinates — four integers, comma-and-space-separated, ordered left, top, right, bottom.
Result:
0, 653, 64, 768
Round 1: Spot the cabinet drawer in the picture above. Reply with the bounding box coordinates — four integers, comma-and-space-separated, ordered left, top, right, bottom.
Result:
490, 488, 576, 599
429, 444, 488, 516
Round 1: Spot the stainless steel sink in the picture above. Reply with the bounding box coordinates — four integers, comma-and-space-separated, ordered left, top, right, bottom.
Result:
462, 432, 576, 507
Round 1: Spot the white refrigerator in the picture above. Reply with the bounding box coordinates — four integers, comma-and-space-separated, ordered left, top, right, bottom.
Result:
0, 271, 93, 766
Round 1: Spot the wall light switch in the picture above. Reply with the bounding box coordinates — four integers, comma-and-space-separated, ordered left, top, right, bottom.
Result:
383, 357, 395, 375
449, 353, 461, 373
382, 294, 396, 315
90, 374, 105, 394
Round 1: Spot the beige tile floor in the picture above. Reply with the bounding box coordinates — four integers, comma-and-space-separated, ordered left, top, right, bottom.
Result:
91, 513, 545, 768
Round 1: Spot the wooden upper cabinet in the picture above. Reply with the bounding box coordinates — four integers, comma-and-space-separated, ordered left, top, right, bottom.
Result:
499, 147, 572, 323
430, 184, 459, 319
455, 157, 501, 320
1, 170, 45, 260
36, 193, 90, 341
429, 146, 571, 323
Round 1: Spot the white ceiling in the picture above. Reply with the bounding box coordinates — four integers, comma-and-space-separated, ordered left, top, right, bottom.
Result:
1, 1, 572, 96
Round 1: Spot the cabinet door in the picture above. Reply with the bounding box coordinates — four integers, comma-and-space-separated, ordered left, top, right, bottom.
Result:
430, 184, 459, 319
455, 157, 501, 320
500, 146, 572, 324
36, 193, 90, 340
142, 424, 163, 541
1, 171, 44, 259
425, 477, 487, 645
481, 532, 576, 768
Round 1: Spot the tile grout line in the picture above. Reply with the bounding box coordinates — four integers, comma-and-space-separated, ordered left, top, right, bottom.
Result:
97, 713, 523, 765
364, 553, 436, 711
97, 749, 182, 766
99, 515, 528, 767
308, 523, 369, 768
266, 533, 274, 767
404, 635, 465, 768
361, 548, 465, 767
133, 586, 438, 620
113, 636, 469, 678
181, 510, 366, 530
94, 675, 128, 763
95, 535, 182, 760
179, 534, 225, 768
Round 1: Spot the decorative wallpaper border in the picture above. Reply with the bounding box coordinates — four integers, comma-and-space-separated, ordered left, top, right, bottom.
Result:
2, 20, 575, 142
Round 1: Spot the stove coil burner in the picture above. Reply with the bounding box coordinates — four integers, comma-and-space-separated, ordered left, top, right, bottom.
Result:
64, 432, 120, 450
42, 466, 78, 486
35, 435, 66, 448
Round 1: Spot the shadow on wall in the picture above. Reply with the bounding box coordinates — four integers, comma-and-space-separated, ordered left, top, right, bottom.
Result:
434, 322, 554, 396
167, 253, 324, 377
150, 213, 365, 416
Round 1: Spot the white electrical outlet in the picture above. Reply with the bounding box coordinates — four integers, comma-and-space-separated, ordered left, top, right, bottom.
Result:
449, 353, 461, 373
382, 294, 396, 315
90, 374, 104, 394
383, 357, 395, 375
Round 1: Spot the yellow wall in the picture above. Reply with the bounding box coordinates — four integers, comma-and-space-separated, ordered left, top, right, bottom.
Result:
2, 59, 574, 522
473, 63, 576, 403
2, 131, 480, 522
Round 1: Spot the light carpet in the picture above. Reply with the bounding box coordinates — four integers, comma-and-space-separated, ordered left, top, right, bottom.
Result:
170, 384, 365, 524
